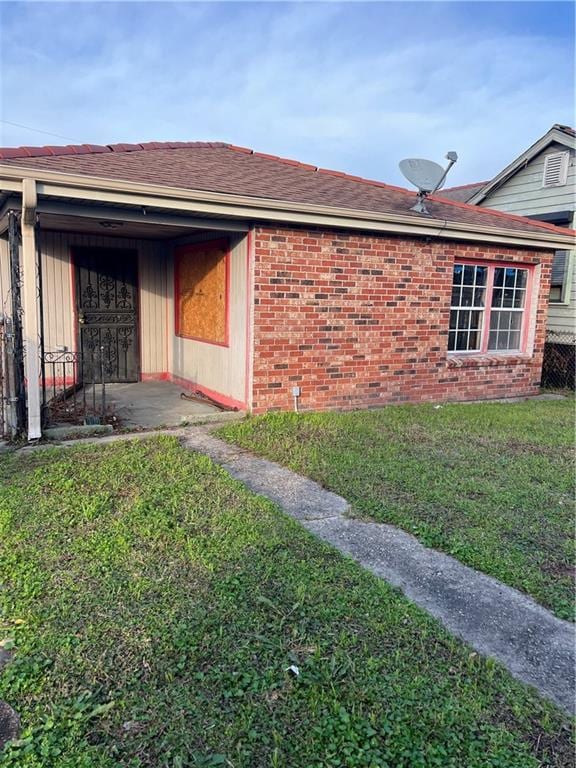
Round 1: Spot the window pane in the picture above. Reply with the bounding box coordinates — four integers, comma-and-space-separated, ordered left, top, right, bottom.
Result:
474, 287, 486, 306
469, 310, 482, 330
469, 330, 481, 349
492, 331, 507, 350
504, 268, 516, 287
492, 267, 528, 311
457, 311, 469, 329
503, 288, 515, 308
490, 310, 520, 333
488, 311, 523, 352
515, 269, 528, 290
491, 311, 501, 331
456, 331, 468, 350
550, 286, 562, 302
513, 289, 526, 309
449, 264, 491, 352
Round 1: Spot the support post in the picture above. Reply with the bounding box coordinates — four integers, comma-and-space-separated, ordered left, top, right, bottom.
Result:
20, 178, 41, 440
7, 212, 26, 434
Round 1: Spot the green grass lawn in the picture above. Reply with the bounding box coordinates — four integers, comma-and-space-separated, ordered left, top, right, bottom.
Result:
218, 400, 575, 621
0, 438, 572, 767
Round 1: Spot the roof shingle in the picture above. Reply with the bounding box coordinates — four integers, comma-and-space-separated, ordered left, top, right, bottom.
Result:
0, 140, 573, 238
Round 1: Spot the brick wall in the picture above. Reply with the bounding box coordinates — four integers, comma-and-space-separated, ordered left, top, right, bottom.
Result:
252, 226, 552, 413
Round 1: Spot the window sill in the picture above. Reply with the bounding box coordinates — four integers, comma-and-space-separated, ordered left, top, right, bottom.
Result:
447, 353, 532, 368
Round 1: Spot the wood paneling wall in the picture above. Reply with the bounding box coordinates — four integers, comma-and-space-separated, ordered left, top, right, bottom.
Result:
167, 232, 248, 405
32, 229, 248, 404
38, 232, 168, 375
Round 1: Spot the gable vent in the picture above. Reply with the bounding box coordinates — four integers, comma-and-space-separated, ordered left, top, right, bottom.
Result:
542, 151, 569, 188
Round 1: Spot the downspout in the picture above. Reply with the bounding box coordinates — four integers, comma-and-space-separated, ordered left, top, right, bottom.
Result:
20, 178, 42, 440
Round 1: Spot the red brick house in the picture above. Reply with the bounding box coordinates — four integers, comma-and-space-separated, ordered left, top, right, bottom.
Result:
0, 141, 573, 439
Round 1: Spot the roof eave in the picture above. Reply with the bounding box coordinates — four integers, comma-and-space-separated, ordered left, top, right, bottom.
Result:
0, 163, 573, 250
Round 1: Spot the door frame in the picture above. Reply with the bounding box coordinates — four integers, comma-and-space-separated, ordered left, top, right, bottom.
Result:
71, 245, 141, 383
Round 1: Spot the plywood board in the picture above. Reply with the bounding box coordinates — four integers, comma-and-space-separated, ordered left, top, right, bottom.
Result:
175, 239, 228, 345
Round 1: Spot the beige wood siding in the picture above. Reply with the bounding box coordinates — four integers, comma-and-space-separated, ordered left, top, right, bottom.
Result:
167, 232, 248, 405
38, 232, 168, 373
138, 242, 169, 374
480, 143, 575, 216
480, 143, 575, 337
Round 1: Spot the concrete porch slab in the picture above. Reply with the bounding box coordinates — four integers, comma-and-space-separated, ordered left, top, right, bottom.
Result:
99, 381, 231, 429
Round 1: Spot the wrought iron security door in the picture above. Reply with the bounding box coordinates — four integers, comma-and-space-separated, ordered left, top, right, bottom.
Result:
74, 247, 139, 383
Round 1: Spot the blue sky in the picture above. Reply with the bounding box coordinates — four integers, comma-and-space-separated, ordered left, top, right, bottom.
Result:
0, 1, 573, 186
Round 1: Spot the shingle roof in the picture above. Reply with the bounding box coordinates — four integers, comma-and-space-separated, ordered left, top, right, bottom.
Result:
0, 140, 573, 238
553, 124, 576, 138
436, 182, 488, 203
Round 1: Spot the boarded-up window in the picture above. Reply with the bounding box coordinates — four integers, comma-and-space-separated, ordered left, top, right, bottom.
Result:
175, 239, 229, 345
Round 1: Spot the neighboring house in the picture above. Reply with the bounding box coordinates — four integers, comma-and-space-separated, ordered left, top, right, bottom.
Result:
441, 124, 576, 342
0, 140, 573, 440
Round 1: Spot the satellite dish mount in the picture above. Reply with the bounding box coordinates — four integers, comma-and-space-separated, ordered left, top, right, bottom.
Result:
399, 152, 458, 214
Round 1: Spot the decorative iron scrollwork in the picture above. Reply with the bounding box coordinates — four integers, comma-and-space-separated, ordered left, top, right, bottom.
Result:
43, 350, 80, 364
82, 312, 136, 325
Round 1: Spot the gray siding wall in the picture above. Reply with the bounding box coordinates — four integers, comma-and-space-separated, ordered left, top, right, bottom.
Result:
480, 142, 575, 337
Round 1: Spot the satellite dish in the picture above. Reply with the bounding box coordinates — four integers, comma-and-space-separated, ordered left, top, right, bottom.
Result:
399, 159, 445, 193
399, 152, 458, 214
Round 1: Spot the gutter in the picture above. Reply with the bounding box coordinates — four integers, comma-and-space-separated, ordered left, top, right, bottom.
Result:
0, 164, 573, 250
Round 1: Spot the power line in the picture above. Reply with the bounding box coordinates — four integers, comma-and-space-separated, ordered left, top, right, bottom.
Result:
0, 119, 79, 143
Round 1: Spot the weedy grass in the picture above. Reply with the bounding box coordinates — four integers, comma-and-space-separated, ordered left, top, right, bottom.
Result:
218, 399, 575, 621
0, 436, 573, 767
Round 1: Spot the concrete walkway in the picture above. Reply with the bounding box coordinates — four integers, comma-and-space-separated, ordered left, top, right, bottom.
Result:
182, 429, 575, 715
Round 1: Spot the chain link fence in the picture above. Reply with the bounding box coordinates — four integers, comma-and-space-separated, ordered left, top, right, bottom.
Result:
541, 331, 575, 390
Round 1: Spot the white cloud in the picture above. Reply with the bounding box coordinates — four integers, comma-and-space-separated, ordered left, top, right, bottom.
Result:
0, 2, 573, 185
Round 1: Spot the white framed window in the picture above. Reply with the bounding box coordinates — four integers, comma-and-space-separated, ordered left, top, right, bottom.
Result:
449, 263, 531, 354
549, 250, 570, 303
542, 152, 569, 188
